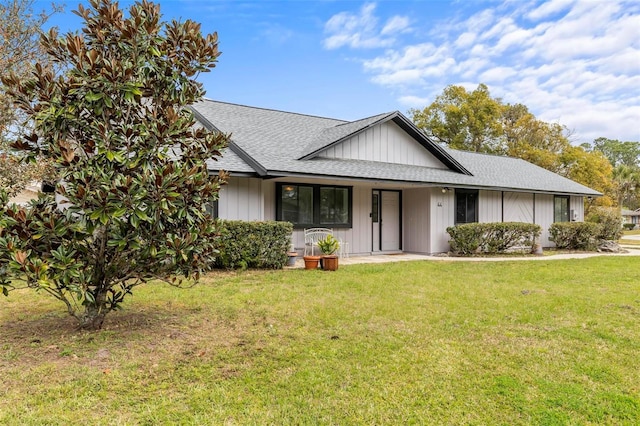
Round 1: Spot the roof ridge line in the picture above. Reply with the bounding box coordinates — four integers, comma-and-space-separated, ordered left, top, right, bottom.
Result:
331, 111, 396, 128
200, 97, 348, 123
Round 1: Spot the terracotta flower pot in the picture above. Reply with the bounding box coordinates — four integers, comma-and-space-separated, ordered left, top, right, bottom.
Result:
322, 254, 339, 271
303, 255, 321, 270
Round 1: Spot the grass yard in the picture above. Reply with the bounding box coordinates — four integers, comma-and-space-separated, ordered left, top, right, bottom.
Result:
1, 257, 639, 425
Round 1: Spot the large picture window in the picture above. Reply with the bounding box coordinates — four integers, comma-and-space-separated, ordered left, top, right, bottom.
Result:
276, 183, 352, 228
554, 196, 570, 222
455, 189, 478, 224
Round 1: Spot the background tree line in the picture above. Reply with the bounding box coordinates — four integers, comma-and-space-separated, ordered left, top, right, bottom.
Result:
0, 0, 60, 196
410, 84, 640, 210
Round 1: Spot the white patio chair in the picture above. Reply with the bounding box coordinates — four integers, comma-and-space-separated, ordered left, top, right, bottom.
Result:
303, 228, 333, 256
304, 228, 349, 258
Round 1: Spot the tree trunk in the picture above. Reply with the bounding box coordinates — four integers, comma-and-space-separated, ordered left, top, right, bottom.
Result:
78, 301, 108, 330
78, 305, 107, 330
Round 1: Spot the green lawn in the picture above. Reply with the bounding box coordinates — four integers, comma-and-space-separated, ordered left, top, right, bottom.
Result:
1, 257, 639, 425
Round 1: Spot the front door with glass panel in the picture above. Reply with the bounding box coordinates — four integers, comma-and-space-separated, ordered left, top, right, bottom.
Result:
372, 190, 401, 252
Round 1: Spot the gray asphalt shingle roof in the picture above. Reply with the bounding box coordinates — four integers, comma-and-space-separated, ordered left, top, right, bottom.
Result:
192, 99, 601, 197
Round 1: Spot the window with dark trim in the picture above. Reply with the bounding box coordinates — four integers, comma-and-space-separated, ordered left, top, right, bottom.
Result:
276, 183, 352, 228
554, 196, 569, 222
455, 189, 478, 224
206, 200, 219, 218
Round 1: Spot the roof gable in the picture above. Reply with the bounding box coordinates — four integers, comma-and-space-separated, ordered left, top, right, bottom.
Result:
299, 112, 471, 175
316, 120, 449, 169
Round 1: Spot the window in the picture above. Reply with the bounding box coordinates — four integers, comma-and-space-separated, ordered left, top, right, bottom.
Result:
276, 183, 352, 228
455, 189, 478, 224
206, 200, 219, 218
371, 193, 379, 223
554, 196, 569, 222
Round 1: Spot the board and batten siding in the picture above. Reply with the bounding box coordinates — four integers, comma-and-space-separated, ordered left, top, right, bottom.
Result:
403, 188, 431, 253
217, 177, 263, 221
318, 121, 448, 168
430, 188, 455, 253
262, 180, 276, 221
570, 196, 584, 221
475, 190, 564, 247
479, 190, 502, 223
535, 194, 555, 247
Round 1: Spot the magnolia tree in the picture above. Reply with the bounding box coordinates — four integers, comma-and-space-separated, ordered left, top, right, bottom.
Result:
0, 0, 228, 330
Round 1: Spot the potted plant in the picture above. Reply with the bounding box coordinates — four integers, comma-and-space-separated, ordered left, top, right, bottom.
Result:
317, 234, 340, 271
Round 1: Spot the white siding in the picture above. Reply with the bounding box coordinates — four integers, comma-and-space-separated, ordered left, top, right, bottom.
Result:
262, 180, 276, 220
503, 192, 534, 223
570, 196, 584, 221
479, 190, 502, 223
348, 185, 373, 254
430, 188, 455, 253
217, 177, 263, 221
404, 188, 431, 253
535, 194, 555, 247
319, 121, 448, 168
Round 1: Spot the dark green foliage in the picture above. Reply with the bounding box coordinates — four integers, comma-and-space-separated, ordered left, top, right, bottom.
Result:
0, 0, 227, 329
586, 207, 623, 240
549, 222, 602, 250
623, 223, 636, 231
447, 222, 541, 255
214, 221, 293, 269
446, 223, 484, 255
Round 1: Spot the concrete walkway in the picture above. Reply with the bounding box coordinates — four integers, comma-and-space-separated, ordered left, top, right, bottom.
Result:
293, 245, 640, 267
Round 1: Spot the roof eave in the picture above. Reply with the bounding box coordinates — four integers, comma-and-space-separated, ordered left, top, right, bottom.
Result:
255, 170, 602, 196
189, 105, 268, 177
391, 114, 473, 176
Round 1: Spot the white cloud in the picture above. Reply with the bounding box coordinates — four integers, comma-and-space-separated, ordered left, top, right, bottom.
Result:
527, 0, 575, 21
326, 0, 640, 142
381, 15, 411, 36
363, 43, 456, 87
323, 2, 411, 49
398, 95, 432, 107
478, 66, 517, 83
454, 32, 476, 49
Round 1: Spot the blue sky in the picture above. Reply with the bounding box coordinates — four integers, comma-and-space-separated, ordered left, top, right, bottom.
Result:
40, 0, 640, 144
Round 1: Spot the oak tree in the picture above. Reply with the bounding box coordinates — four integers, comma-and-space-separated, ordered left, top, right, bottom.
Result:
410, 83, 504, 154
0, 0, 228, 330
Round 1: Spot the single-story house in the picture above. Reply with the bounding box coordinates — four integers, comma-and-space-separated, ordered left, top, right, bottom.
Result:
191, 99, 601, 255
622, 208, 640, 227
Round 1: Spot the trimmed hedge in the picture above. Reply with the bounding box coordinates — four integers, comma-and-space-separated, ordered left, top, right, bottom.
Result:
623, 223, 636, 231
548, 222, 601, 250
214, 220, 293, 269
447, 222, 541, 255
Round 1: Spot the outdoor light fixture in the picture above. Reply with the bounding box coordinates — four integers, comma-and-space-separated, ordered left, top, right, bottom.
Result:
441, 187, 451, 193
